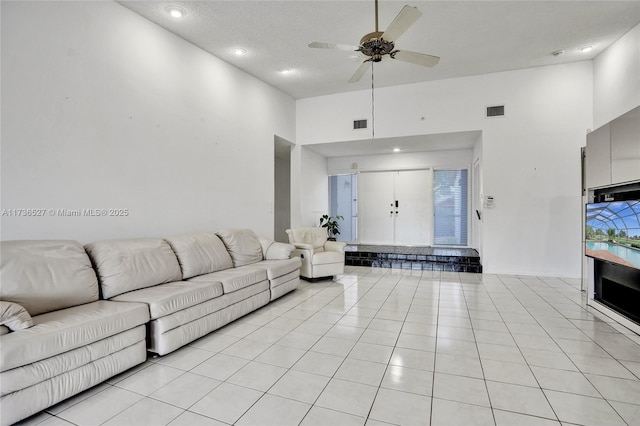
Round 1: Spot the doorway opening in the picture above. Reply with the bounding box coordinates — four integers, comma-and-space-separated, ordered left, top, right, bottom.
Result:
274, 136, 293, 242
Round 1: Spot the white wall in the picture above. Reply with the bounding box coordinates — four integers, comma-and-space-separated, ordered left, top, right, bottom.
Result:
1, 1, 295, 243
297, 62, 593, 277
297, 147, 329, 228
593, 23, 640, 128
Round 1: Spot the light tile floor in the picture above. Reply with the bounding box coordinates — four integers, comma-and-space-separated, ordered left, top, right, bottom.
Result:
18, 267, 640, 426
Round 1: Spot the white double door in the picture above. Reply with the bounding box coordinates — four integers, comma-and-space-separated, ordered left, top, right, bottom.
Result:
358, 170, 432, 245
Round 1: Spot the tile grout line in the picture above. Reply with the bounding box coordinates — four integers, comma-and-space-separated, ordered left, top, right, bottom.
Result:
462, 271, 498, 425
428, 270, 442, 426
358, 269, 413, 424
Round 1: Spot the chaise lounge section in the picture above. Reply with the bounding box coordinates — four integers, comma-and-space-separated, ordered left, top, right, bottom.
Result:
0, 240, 150, 426
216, 228, 302, 300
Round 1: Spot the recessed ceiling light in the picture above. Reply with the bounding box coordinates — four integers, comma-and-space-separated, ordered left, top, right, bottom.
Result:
393, 148, 401, 152
578, 45, 594, 53
233, 48, 247, 56
166, 6, 185, 18
280, 69, 294, 75
551, 50, 565, 57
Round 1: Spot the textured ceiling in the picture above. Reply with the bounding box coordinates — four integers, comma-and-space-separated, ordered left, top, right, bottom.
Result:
119, 0, 640, 100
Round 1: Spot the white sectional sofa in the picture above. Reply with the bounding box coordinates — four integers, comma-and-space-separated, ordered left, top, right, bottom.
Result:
0, 229, 301, 425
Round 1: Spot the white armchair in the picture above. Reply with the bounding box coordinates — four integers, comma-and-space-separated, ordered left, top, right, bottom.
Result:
285, 228, 346, 280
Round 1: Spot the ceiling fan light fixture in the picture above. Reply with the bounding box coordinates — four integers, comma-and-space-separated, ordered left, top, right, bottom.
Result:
165, 6, 185, 18
308, 0, 439, 83
360, 37, 395, 59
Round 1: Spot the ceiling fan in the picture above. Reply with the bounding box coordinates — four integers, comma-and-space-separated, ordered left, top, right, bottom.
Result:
309, 0, 440, 83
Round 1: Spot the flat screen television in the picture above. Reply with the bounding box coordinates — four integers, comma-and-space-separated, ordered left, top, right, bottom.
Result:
585, 200, 640, 271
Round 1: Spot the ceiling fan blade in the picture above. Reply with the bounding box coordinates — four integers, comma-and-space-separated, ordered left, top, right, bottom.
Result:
348, 60, 372, 83
391, 50, 440, 67
309, 41, 359, 51
381, 5, 422, 42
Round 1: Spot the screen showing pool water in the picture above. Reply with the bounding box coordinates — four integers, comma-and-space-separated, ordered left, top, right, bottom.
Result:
585, 200, 640, 270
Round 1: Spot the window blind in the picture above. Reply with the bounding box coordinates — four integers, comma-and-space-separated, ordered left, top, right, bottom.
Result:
434, 169, 468, 246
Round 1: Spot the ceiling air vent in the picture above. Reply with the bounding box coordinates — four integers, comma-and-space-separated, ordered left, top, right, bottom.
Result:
353, 119, 368, 130
486, 105, 505, 117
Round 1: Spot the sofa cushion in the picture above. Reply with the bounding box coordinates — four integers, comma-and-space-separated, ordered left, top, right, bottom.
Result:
270, 274, 300, 301
111, 281, 224, 320
270, 270, 300, 288
151, 281, 270, 335
0, 240, 99, 316
248, 258, 302, 280
258, 238, 296, 260
85, 239, 182, 299
0, 301, 33, 331
165, 233, 233, 279
0, 300, 149, 372
189, 267, 267, 294
150, 282, 270, 354
287, 228, 327, 249
1, 326, 145, 396
216, 228, 263, 267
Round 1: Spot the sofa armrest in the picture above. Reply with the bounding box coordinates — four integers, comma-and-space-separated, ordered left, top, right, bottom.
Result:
292, 243, 314, 251
291, 247, 313, 260
258, 237, 296, 260
290, 247, 313, 279
324, 241, 346, 253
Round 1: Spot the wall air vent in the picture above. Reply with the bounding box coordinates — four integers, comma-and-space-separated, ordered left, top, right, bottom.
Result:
486, 105, 505, 117
353, 119, 368, 130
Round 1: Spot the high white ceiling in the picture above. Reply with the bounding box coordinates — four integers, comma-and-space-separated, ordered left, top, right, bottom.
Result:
117, 1, 639, 157
119, 0, 640, 100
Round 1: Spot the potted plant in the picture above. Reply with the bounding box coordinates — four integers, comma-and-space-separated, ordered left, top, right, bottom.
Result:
319, 214, 343, 240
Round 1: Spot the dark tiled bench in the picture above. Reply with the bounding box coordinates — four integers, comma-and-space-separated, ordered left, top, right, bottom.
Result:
344, 245, 482, 273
